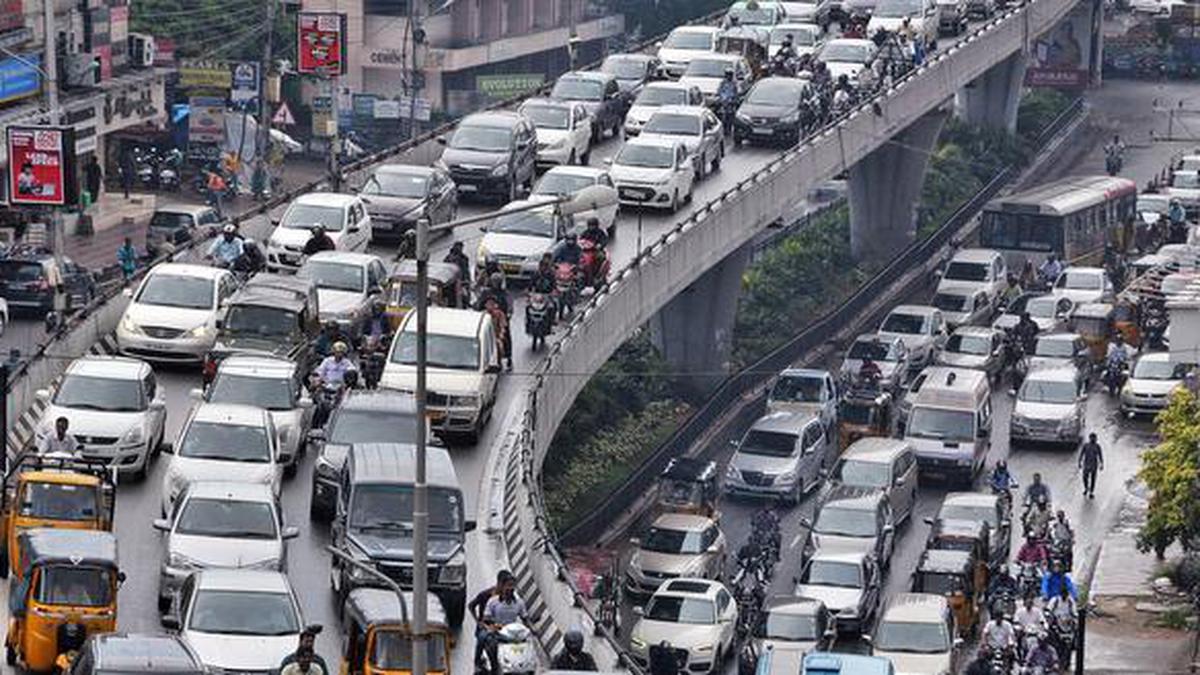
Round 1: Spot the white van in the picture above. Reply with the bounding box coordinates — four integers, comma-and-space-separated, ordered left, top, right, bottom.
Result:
903, 367, 991, 486
935, 249, 1007, 311
379, 307, 501, 444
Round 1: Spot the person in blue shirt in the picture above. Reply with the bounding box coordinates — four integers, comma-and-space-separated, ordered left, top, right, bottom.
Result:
206, 224, 245, 268
1041, 559, 1077, 601
989, 460, 1017, 493
313, 341, 357, 387
117, 237, 138, 282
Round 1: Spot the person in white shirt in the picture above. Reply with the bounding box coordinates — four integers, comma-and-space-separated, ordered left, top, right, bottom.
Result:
38, 417, 79, 457
1013, 595, 1046, 635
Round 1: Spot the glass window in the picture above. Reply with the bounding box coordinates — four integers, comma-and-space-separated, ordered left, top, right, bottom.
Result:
176, 497, 278, 539
136, 274, 214, 310
1132, 358, 1189, 380
328, 409, 420, 445
349, 485, 462, 532
449, 125, 513, 152
222, 305, 300, 340
521, 104, 571, 130
551, 77, 604, 101
281, 204, 346, 231
55, 374, 144, 412
813, 505, 876, 537
739, 430, 798, 457
19, 482, 96, 520
945, 333, 991, 355
187, 590, 299, 635
302, 260, 366, 293
875, 620, 950, 653
907, 407, 974, 442
372, 632, 447, 671
644, 596, 716, 624
881, 312, 927, 335
663, 30, 714, 50
615, 143, 675, 169
37, 566, 113, 606
363, 171, 429, 199
392, 332, 481, 370
760, 610, 819, 640
642, 527, 706, 554
179, 421, 271, 462
803, 559, 863, 587
834, 458, 891, 488
644, 113, 702, 136
534, 172, 597, 196
209, 373, 294, 410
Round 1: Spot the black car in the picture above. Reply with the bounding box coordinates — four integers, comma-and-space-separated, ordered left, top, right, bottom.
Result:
550, 70, 630, 142
69, 633, 205, 675
600, 53, 662, 96
359, 163, 458, 243
0, 246, 95, 314
204, 273, 321, 384
436, 111, 538, 203
733, 77, 809, 146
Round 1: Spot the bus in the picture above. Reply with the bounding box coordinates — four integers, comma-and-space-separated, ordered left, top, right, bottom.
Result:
979, 175, 1137, 270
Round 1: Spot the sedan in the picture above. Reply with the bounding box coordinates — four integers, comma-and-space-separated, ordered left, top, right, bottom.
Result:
358, 164, 457, 243
297, 251, 387, 337
533, 166, 619, 236
519, 98, 593, 167
1010, 366, 1086, 448
625, 513, 726, 597
838, 333, 911, 393
1051, 266, 1113, 304
802, 487, 895, 568
1121, 352, 1189, 417
931, 286, 992, 330
744, 598, 836, 675
640, 106, 725, 178
793, 552, 881, 634
768, 24, 823, 58
993, 294, 1074, 334
733, 77, 809, 146
1023, 333, 1092, 381
475, 197, 572, 279
608, 137, 696, 212
629, 578, 737, 673
601, 53, 661, 95
935, 326, 1006, 381
877, 305, 948, 369
116, 263, 233, 365
679, 54, 753, 105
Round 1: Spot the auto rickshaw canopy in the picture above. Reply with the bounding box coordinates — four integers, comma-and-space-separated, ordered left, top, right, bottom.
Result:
657, 457, 720, 517
19, 528, 118, 571
343, 588, 451, 673
912, 549, 976, 595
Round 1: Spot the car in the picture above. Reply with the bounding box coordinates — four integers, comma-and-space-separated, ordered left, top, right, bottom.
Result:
744, 598, 836, 675
725, 411, 829, 503
68, 633, 205, 675
154, 481, 298, 615
936, 0, 970, 33
733, 77, 810, 147
147, 204, 224, 255
629, 578, 738, 673
1051, 266, 1114, 304
930, 491, 1012, 566
0, 245, 95, 314
869, 593, 963, 675
550, 71, 629, 142
168, 569, 303, 672
868, 0, 940, 46
1121, 351, 1189, 416
34, 356, 167, 479
195, 355, 313, 475
816, 39, 878, 81
640, 105, 725, 178
658, 25, 722, 78
877, 305, 948, 369
931, 286, 992, 330
625, 513, 727, 596
1023, 332, 1092, 381
1167, 169, 1200, 211
624, 81, 706, 137
266, 193, 371, 272
725, 0, 785, 25
801, 653, 896, 675
904, 368, 992, 485
1137, 193, 1172, 228
805, 485, 895, 568
532, 166, 619, 236
936, 249, 1009, 306
679, 54, 754, 105
838, 333, 911, 393
601, 53, 662, 95
827, 437, 918, 525
475, 197, 574, 279
519, 98, 593, 167
793, 552, 882, 634
435, 111, 538, 203
935, 326, 1006, 380
992, 294, 1074, 333
608, 137, 696, 212
767, 23, 823, 58
203, 274, 321, 384
358, 164, 457, 243
1010, 366, 1086, 448
161, 403, 281, 517
766, 368, 839, 435
964, 0, 995, 18
894, 367, 928, 433
116, 263, 234, 365
297, 251, 387, 337
1132, 0, 1186, 16
1160, 271, 1200, 297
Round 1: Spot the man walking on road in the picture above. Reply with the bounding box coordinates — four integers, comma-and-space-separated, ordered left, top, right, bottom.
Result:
1079, 432, 1104, 499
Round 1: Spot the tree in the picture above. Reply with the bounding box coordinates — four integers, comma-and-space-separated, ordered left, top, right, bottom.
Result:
1138, 389, 1200, 558
130, 0, 295, 62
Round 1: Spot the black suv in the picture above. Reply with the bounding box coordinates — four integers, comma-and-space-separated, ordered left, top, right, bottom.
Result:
437, 111, 538, 203
551, 70, 630, 142
204, 273, 321, 384
0, 245, 95, 314
69, 633, 205, 675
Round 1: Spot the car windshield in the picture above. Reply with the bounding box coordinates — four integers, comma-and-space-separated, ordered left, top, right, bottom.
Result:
349, 485, 462, 532
54, 374, 143, 412
805, 559, 863, 587
1027, 297, 1060, 319
739, 430, 798, 457
644, 113, 702, 136
222, 305, 299, 339
834, 458, 891, 488
939, 503, 994, 526
176, 498, 278, 539
449, 124, 512, 152
1133, 358, 1188, 380
907, 407, 974, 442
36, 566, 113, 607
943, 261, 989, 282
551, 77, 604, 101
522, 104, 570, 130
642, 526, 706, 554
945, 333, 991, 355
372, 631, 448, 672
329, 408, 421, 444
1034, 339, 1075, 357
761, 611, 819, 640
664, 30, 714, 49
636, 87, 688, 106
875, 620, 950, 653
392, 333, 480, 370
932, 293, 970, 312
820, 42, 871, 62
188, 590, 299, 635
149, 212, 193, 230
0, 261, 44, 283
1057, 272, 1102, 290
491, 207, 557, 237
281, 204, 345, 231
848, 339, 891, 361
840, 401, 875, 425
303, 260, 365, 292
814, 505, 876, 537
602, 56, 647, 79
20, 482, 96, 520
136, 274, 214, 310
684, 58, 732, 77
644, 596, 716, 624
616, 144, 676, 169
881, 312, 927, 334
1019, 378, 1077, 404
770, 27, 817, 45
746, 81, 802, 107
363, 171, 428, 199
179, 421, 271, 462
534, 173, 595, 196
874, 0, 924, 17
770, 375, 823, 403
209, 373, 294, 410
916, 572, 964, 595
1172, 173, 1200, 189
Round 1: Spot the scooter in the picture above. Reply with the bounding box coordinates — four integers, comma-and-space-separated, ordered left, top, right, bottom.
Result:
579, 239, 610, 291
493, 623, 538, 675
1102, 359, 1128, 396
554, 262, 579, 319
525, 292, 553, 352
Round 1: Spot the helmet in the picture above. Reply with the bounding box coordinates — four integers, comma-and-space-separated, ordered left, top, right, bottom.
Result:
564, 629, 584, 652
587, 216, 600, 228
566, 233, 577, 242
996, 460, 1007, 470
490, 272, 504, 289
332, 341, 349, 355
311, 224, 325, 233
223, 224, 237, 234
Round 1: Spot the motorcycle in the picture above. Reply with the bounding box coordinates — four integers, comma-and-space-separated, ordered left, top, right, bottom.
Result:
158, 148, 183, 191
1048, 610, 1077, 669
554, 262, 579, 320
1144, 310, 1169, 350
525, 292, 553, 352
579, 239, 610, 291
310, 372, 354, 428
1105, 151, 1123, 176
1102, 359, 1128, 396
358, 334, 390, 389
485, 623, 537, 675
770, 52, 797, 77
1049, 528, 1074, 572
1018, 562, 1042, 599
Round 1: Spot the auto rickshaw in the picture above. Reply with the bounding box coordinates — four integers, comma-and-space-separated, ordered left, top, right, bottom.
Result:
716, 26, 771, 78
924, 518, 991, 580
340, 588, 452, 675
656, 457, 720, 518
836, 389, 893, 451
1071, 303, 1116, 363
0, 452, 115, 580
5, 529, 122, 673
385, 260, 466, 330
910, 548, 984, 638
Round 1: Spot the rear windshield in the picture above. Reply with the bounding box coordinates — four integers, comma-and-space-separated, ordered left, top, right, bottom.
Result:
20, 482, 96, 520
36, 566, 113, 606
0, 261, 44, 282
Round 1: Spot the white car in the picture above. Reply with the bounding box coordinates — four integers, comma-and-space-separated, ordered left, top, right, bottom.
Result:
116, 263, 235, 365
658, 25, 721, 78
868, 0, 940, 46
266, 192, 371, 272
1132, 0, 1185, 14
680, 54, 753, 105
871, 593, 963, 675
877, 305, 948, 369
475, 197, 573, 279
1167, 170, 1200, 211
630, 578, 738, 673
161, 403, 281, 517
170, 569, 303, 672
35, 356, 167, 479
1051, 266, 1113, 304
297, 251, 388, 336
992, 294, 1074, 333
519, 98, 593, 167
768, 23, 823, 58
817, 39, 879, 80
935, 248, 1008, 309
608, 137, 696, 212
931, 286, 992, 329
624, 81, 705, 137
1121, 352, 1188, 416
533, 166, 619, 236
640, 106, 725, 179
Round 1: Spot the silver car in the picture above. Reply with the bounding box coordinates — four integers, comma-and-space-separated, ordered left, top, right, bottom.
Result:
803, 486, 895, 568
625, 512, 727, 596
839, 333, 911, 393
297, 251, 388, 338
1009, 366, 1086, 448
828, 437, 918, 526
725, 411, 828, 504
936, 326, 1006, 381
793, 552, 882, 634
154, 481, 298, 615
1121, 352, 1188, 417
745, 598, 836, 675
639, 106, 725, 179
116, 263, 236, 365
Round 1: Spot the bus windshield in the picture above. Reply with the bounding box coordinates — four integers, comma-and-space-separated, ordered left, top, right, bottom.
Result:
980, 211, 1062, 253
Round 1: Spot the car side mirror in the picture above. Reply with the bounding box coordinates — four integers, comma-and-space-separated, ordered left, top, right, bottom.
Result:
861, 634, 873, 645
161, 615, 181, 631
633, 606, 644, 617
924, 516, 934, 525
283, 526, 300, 540
188, 387, 204, 401
894, 476, 906, 487
270, 216, 281, 226
150, 400, 166, 411
436, 136, 448, 146
883, 524, 894, 533
1007, 388, 1017, 397
799, 517, 812, 528
953, 637, 965, 648
707, 543, 721, 554
603, 158, 613, 167
161, 443, 174, 454
35, 389, 50, 402
464, 520, 477, 532
152, 518, 170, 532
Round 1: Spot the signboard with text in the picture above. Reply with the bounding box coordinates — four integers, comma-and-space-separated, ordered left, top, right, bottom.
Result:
180, 61, 232, 90
477, 73, 545, 100
0, 0, 23, 33
230, 61, 260, 113
0, 53, 42, 105
188, 96, 226, 144
297, 12, 347, 75
1024, 5, 1096, 89
6, 126, 78, 207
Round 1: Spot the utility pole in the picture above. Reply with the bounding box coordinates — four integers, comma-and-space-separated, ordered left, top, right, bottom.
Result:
43, 0, 64, 324
330, 74, 341, 191
258, 0, 277, 169
407, 0, 420, 139
411, 216, 430, 675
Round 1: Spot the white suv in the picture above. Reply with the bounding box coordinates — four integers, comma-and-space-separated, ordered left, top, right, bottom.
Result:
266, 193, 371, 272
630, 578, 738, 674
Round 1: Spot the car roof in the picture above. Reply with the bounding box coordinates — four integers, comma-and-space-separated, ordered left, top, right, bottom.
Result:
1037, 332, 1081, 343
930, 517, 987, 540
182, 481, 277, 503
918, 548, 973, 573
147, 262, 227, 280
773, 22, 822, 32
653, 105, 709, 116
522, 97, 574, 110
400, 306, 488, 337
655, 578, 722, 598
951, 326, 1002, 338
651, 512, 716, 532
194, 568, 293, 593
806, 550, 869, 566
292, 192, 357, 207
642, 81, 695, 93
765, 596, 826, 616
340, 388, 419, 413
821, 484, 886, 510
841, 437, 912, 462
190, 402, 270, 426
778, 367, 830, 379
303, 250, 380, 266
826, 38, 875, 47
1023, 366, 1079, 383
462, 110, 525, 128
662, 456, 718, 481
216, 354, 298, 378
22, 528, 118, 567
348, 443, 459, 488
606, 52, 656, 63
1137, 351, 1172, 363
345, 587, 447, 627
1062, 266, 1105, 275
559, 70, 615, 83
228, 285, 306, 313
154, 204, 214, 217
857, 332, 901, 346
66, 355, 148, 380
750, 409, 820, 434
624, 135, 685, 150
689, 52, 745, 64
882, 593, 949, 622
543, 165, 606, 180
950, 248, 1001, 263
890, 304, 938, 317
941, 492, 997, 509
671, 24, 721, 34
375, 163, 435, 177
91, 634, 203, 672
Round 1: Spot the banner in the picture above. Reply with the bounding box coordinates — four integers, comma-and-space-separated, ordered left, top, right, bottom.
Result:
230, 61, 260, 113
0, 53, 42, 105
189, 96, 226, 144
1025, 5, 1097, 88
297, 12, 347, 75
179, 61, 231, 90
6, 126, 78, 207
477, 73, 545, 100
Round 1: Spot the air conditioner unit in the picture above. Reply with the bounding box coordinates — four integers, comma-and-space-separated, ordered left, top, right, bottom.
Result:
128, 33, 155, 68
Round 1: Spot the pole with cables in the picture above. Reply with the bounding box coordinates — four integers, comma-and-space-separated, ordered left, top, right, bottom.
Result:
258, 0, 277, 178
43, 0, 64, 323
412, 216, 430, 675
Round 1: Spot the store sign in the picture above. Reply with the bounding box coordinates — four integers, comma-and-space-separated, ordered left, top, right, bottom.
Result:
297, 12, 347, 75
1024, 7, 1095, 89
0, 53, 42, 105
0, 0, 23, 33
352, 94, 376, 116
396, 96, 431, 121
180, 61, 231, 90
365, 47, 405, 69
230, 61, 260, 113
477, 73, 544, 100
189, 96, 226, 144
373, 99, 401, 119
6, 126, 78, 207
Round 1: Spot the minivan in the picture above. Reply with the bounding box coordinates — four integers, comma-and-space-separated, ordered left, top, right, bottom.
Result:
725, 411, 828, 504
829, 437, 918, 525
436, 111, 538, 203
903, 367, 991, 485
70, 633, 205, 675
868, 593, 962, 675
935, 248, 1007, 311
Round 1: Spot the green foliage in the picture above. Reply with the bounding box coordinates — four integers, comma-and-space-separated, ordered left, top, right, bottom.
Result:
130, 0, 296, 62
1016, 89, 1074, 140
1137, 389, 1200, 556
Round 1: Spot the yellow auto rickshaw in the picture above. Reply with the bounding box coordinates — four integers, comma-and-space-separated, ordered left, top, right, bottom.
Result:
340, 588, 452, 675
385, 260, 466, 330
0, 453, 115, 580
1113, 297, 1143, 347
910, 548, 985, 638
5, 529, 122, 672
716, 26, 771, 78
836, 390, 893, 451
656, 457, 720, 518
1071, 302, 1116, 363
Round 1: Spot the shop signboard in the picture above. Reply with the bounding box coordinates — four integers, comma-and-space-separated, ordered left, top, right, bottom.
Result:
297, 12, 347, 75
477, 73, 544, 100
0, 53, 42, 105
230, 61, 260, 113
189, 96, 226, 144
6, 126, 79, 207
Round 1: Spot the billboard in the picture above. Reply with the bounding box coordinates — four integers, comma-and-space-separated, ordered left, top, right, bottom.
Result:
0, 53, 42, 105
230, 61, 260, 113
477, 73, 545, 100
1025, 4, 1099, 88
297, 12, 347, 75
6, 126, 78, 207
188, 96, 226, 144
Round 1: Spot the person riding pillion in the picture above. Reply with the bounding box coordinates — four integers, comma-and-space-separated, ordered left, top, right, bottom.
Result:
207, 224, 245, 267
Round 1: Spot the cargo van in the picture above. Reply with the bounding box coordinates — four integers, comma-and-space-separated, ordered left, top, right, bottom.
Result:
903, 367, 991, 486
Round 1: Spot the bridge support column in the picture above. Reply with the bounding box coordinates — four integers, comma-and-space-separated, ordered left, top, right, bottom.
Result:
954, 52, 1027, 133
650, 243, 751, 397
848, 109, 948, 264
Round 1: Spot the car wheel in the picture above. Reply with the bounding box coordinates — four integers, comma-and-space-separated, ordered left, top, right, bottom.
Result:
670, 190, 680, 213
712, 144, 723, 172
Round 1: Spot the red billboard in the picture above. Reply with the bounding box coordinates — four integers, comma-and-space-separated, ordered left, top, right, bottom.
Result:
6, 126, 78, 207
297, 12, 347, 75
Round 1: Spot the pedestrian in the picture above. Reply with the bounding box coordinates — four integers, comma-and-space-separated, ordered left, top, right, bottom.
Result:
1078, 432, 1104, 499
117, 237, 138, 283
118, 148, 134, 199
38, 416, 79, 457
205, 168, 228, 218
84, 155, 103, 206
279, 625, 328, 675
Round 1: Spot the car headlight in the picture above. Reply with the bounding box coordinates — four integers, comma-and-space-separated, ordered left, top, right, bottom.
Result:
491, 164, 508, 177
1121, 382, 1133, 395
120, 314, 141, 334
781, 112, 800, 124
630, 637, 647, 650
121, 425, 145, 445
438, 564, 466, 584
346, 561, 374, 582
186, 324, 211, 338
448, 394, 479, 407
476, 243, 491, 266
736, 113, 751, 123
695, 644, 713, 654
777, 469, 798, 485
1059, 416, 1080, 432
725, 464, 740, 480
654, 174, 673, 185
168, 551, 202, 570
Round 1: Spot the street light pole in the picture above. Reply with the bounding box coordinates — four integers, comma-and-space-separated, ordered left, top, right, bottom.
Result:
412, 215, 430, 675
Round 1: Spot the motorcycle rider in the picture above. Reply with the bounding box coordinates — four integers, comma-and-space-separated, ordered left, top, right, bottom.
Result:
314, 321, 352, 359
980, 606, 1017, 663
554, 233, 583, 267
479, 571, 528, 675
313, 341, 357, 388
1013, 594, 1047, 635
1169, 198, 1187, 241
1024, 472, 1052, 506
986, 564, 1019, 606
717, 69, 738, 132
1104, 134, 1125, 174
551, 629, 598, 671
990, 460, 1017, 493
1013, 311, 1039, 354
579, 216, 610, 250
1025, 495, 1052, 540
857, 356, 883, 388
206, 224, 245, 268
302, 224, 336, 256
1001, 274, 1023, 306
1015, 536, 1051, 569
1046, 583, 1078, 668
1106, 334, 1131, 370
1041, 559, 1077, 601
774, 35, 797, 74
1024, 634, 1061, 672
1038, 254, 1063, 286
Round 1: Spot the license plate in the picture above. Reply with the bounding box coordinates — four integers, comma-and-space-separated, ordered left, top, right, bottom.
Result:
753, 127, 773, 134
459, 184, 478, 192
501, 263, 521, 273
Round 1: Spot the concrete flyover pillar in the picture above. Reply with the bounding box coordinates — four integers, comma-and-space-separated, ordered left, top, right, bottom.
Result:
848, 108, 949, 264
650, 242, 752, 397
954, 51, 1028, 133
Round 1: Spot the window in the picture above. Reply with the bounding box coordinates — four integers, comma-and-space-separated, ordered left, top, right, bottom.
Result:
716, 590, 731, 614
802, 424, 823, 452
364, 0, 411, 16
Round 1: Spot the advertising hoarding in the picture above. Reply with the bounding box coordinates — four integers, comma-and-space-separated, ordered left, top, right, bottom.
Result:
6, 126, 79, 207
297, 12, 347, 75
